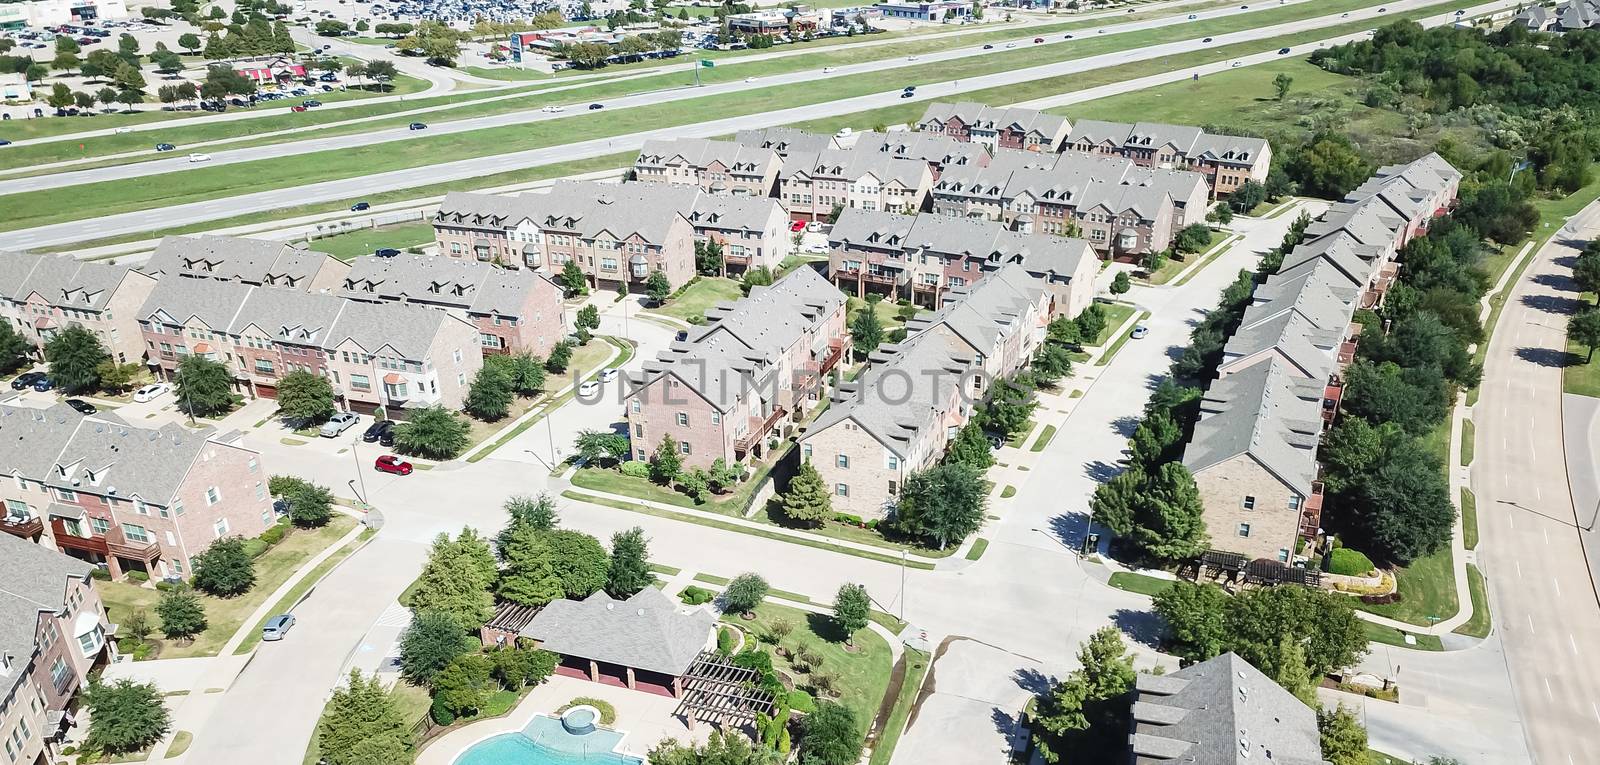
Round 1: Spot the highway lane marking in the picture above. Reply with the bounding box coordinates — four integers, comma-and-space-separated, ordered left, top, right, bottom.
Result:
1554, 576, 1562, 597
1592, 701, 1599, 725
1571, 633, 1580, 655
1516, 560, 1522, 577
1528, 613, 1537, 634
1544, 676, 1553, 700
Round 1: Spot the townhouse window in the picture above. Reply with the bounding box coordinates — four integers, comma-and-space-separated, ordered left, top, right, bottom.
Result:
835, 483, 849, 497
676, 412, 689, 427
55, 488, 77, 502
4, 499, 26, 518
89, 517, 110, 535
633, 424, 643, 438
173, 499, 184, 516
711, 412, 721, 425
256, 482, 266, 501
886, 454, 899, 470
1241, 495, 1256, 510
385, 382, 408, 399
678, 441, 691, 455
631, 399, 641, 414
836, 454, 850, 469
123, 523, 150, 543
350, 374, 371, 391
888, 479, 897, 495
214, 518, 229, 537
1278, 548, 1291, 562
1237, 523, 1251, 538
254, 359, 275, 375
77, 625, 103, 657
40, 622, 57, 652
802, 444, 812, 459
49, 657, 71, 693
172, 558, 184, 574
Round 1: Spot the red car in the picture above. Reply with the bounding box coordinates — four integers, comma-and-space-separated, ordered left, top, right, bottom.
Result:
290, 105, 307, 112
374, 455, 413, 475
790, 220, 806, 232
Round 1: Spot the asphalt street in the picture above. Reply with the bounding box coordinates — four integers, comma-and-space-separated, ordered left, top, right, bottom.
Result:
1473, 200, 1600, 765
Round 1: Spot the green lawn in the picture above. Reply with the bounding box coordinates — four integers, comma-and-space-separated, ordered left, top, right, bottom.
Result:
100, 516, 357, 660
1087, 302, 1137, 346
1564, 286, 1600, 397
467, 336, 633, 460
569, 452, 781, 517
999, 485, 1016, 499
1144, 233, 1226, 286
1459, 418, 1475, 467
1461, 487, 1478, 551
848, 295, 913, 333
1006, 420, 1037, 449
725, 602, 893, 739
1107, 571, 1175, 597
1171, 233, 1237, 287
1356, 546, 1458, 628
1368, 751, 1409, 765
753, 504, 961, 558
306, 222, 436, 261
867, 648, 930, 765
1452, 563, 1492, 639
650, 277, 744, 323
965, 538, 989, 561
1361, 621, 1444, 651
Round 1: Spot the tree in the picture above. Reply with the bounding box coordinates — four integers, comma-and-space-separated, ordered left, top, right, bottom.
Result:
83, 679, 170, 755
1224, 585, 1367, 679
722, 573, 769, 616
849, 302, 884, 358
1317, 706, 1369, 765
694, 240, 724, 276
1131, 462, 1209, 561
53, 49, 80, 73
0, 321, 32, 374
202, 31, 226, 59
1271, 636, 1318, 706
1174, 222, 1213, 253
74, 90, 96, 108
46, 81, 75, 108
1031, 627, 1136, 762
191, 537, 255, 597
393, 406, 471, 460
741, 266, 774, 296
1284, 131, 1373, 199
409, 531, 496, 628
365, 59, 398, 87
175, 354, 238, 417
276, 370, 335, 425
606, 526, 651, 598
318, 670, 413, 765
649, 434, 682, 484
1574, 251, 1600, 304
1140, 248, 1169, 274
496, 524, 565, 606
316, 19, 350, 36
576, 304, 601, 334
831, 583, 870, 646
780, 459, 832, 526
707, 458, 743, 495
1273, 72, 1293, 100
178, 32, 202, 54
1109, 271, 1131, 295
1152, 580, 1229, 662
1031, 342, 1075, 386
271, 476, 334, 528
645, 270, 672, 304
499, 493, 560, 547
1355, 442, 1454, 563
943, 421, 994, 471
464, 363, 515, 421
542, 529, 610, 598
1126, 409, 1182, 469
488, 352, 546, 395
799, 702, 862, 765
574, 429, 631, 465
431, 653, 494, 720
649, 732, 782, 765
1229, 179, 1268, 214
398, 610, 475, 684
156, 587, 207, 641
981, 375, 1037, 438
150, 49, 183, 74
44, 325, 107, 393
486, 645, 558, 689
893, 463, 986, 549
1572, 308, 1600, 362
113, 60, 146, 95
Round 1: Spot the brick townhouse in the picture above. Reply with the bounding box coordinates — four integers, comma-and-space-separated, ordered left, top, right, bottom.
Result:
1063, 119, 1271, 197
915, 102, 1072, 153
828, 209, 1100, 317
634, 138, 783, 197
139, 235, 350, 292
0, 402, 272, 581
0, 534, 115, 765
798, 265, 1048, 519
684, 195, 795, 276
624, 267, 847, 469
734, 127, 842, 158
1181, 153, 1462, 563
137, 277, 482, 413
775, 148, 934, 222
849, 131, 990, 179
434, 181, 699, 290
0, 252, 158, 367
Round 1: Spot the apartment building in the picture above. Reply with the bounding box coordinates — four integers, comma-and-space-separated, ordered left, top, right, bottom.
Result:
137, 278, 482, 412
1128, 653, 1325, 764
828, 209, 1100, 316
634, 138, 783, 197
139, 235, 350, 292
734, 127, 841, 158
434, 181, 700, 290
0, 534, 114, 765
915, 101, 1071, 152
1181, 153, 1461, 562
775, 148, 934, 222
624, 268, 847, 469
0, 402, 272, 581
1062, 119, 1271, 197
799, 265, 1047, 518
849, 131, 990, 179
339, 253, 566, 358
930, 151, 1211, 256
686, 195, 795, 276
0, 252, 158, 367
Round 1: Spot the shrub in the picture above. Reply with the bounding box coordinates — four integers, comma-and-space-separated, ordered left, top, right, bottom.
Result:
716, 627, 736, 655
619, 460, 651, 478
259, 524, 288, 547
154, 580, 178, 593
1360, 592, 1404, 605
127, 569, 149, 583
430, 697, 455, 726
90, 568, 111, 581
679, 585, 715, 605
1327, 548, 1376, 576
832, 512, 864, 527
787, 689, 817, 713
558, 697, 617, 725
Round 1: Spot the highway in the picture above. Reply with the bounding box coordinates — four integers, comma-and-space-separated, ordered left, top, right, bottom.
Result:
1473, 202, 1600, 765
0, 0, 1508, 251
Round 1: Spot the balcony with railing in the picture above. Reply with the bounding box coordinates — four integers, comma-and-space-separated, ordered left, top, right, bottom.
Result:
51, 519, 108, 556
106, 526, 160, 563
734, 406, 788, 455
1298, 481, 1324, 541
0, 513, 44, 538
1361, 262, 1401, 309
1337, 322, 1363, 367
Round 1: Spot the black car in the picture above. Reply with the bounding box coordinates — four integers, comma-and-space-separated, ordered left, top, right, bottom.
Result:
903, 85, 915, 92
588, 103, 603, 110
1277, 46, 1291, 54
0, 140, 10, 147
374, 248, 401, 257
9, 372, 44, 390
155, 143, 176, 151
408, 122, 427, 130
303, 99, 322, 107
362, 419, 393, 443
65, 399, 97, 415
982, 43, 993, 49
900, 91, 914, 98
1202, 37, 1213, 42
32, 376, 53, 392
350, 201, 370, 211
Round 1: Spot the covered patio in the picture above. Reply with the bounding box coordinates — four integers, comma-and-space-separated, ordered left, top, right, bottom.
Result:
519, 587, 716, 699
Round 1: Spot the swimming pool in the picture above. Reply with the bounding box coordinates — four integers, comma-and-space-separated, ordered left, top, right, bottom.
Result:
451, 713, 642, 765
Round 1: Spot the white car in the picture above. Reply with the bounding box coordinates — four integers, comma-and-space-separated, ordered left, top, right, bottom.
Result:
744, 76, 757, 83
1005, 42, 1016, 48
132, 383, 170, 403
1131, 324, 1150, 340
319, 411, 359, 437
541, 104, 564, 112
599, 368, 619, 382
906, 55, 917, 61
803, 242, 827, 254
187, 153, 211, 163
822, 66, 835, 73
114, 127, 133, 134
577, 381, 601, 397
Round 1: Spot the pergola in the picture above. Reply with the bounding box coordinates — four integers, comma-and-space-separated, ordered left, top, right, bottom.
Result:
672, 650, 777, 729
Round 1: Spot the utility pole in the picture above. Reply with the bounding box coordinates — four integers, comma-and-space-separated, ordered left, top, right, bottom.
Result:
351, 433, 368, 505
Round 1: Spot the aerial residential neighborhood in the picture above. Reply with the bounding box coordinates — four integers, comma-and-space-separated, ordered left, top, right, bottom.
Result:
1, 0, 1599, 763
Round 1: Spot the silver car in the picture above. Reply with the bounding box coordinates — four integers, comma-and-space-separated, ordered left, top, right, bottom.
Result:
319, 411, 359, 437
261, 614, 296, 641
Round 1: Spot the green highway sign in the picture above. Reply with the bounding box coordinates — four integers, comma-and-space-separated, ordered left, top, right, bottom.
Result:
700, 59, 715, 67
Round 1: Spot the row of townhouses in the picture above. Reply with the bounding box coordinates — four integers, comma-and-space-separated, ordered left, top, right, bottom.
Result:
0, 252, 159, 370
0, 534, 115, 765
916, 102, 1272, 197
432, 180, 794, 286
827, 208, 1101, 315
1180, 153, 1462, 564
798, 264, 1052, 519
623, 267, 849, 470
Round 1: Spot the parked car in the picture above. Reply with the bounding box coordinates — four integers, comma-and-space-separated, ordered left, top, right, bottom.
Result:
261, 614, 296, 641
318, 72, 338, 82
363, 420, 393, 443
187, 153, 210, 163
408, 122, 427, 130
1131, 324, 1149, 340
319, 411, 359, 437
155, 143, 176, 151
375, 247, 401, 257
577, 381, 600, 397
132, 382, 170, 402
65, 399, 97, 415
599, 368, 619, 383
350, 201, 370, 211
375, 455, 413, 475
10, 372, 45, 390
31, 376, 53, 392
790, 220, 806, 232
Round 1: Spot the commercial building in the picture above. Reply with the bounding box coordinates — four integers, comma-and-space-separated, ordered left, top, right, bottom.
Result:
624, 267, 847, 468
0, 73, 31, 102
1063, 119, 1271, 197
0, 534, 114, 765
828, 209, 1100, 315
0, 251, 158, 366
1128, 652, 1325, 764
0, 402, 272, 581
798, 265, 1048, 519
634, 138, 783, 198
873, 0, 971, 21
0, 0, 126, 30
916, 102, 1072, 153
1181, 153, 1462, 563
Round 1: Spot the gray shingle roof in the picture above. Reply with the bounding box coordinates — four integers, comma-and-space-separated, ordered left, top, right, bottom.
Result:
804, 331, 975, 459
439, 181, 699, 245
0, 252, 142, 312
1183, 357, 1326, 499
636, 137, 781, 176
903, 264, 1041, 357
340, 252, 559, 318
734, 127, 840, 157
686, 194, 787, 235
142, 235, 337, 288
1220, 310, 1342, 380
520, 587, 714, 676
830, 210, 1096, 283
1129, 653, 1327, 765
783, 148, 928, 189
851, 131, 989, 170
140, 276, 253, 331
0, 533, 94, 677
916, 101, 1069, 142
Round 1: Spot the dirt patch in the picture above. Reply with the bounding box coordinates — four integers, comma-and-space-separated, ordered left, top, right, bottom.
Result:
866, 652, 910, 747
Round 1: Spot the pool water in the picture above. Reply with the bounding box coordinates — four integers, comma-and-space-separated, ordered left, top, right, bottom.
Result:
453, 714, 642, 765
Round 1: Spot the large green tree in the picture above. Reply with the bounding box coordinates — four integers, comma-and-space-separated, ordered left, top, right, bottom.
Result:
397, 611, 475, 685
431, 653, 494, 720
648, 732, 781, 765
1284, 130, 1374, 199
799, 702, 862, 765
0, 321, 32, 373
1354, 442, 1455, 563
1318, 705, 1369, 765
722, 573, 769, 616
849, 302, 884, 358
649, 434, 682, 484
175, 354, 238, 417
943, 422, 995, 470
832, 583, 870, 646
44, 325, 108, 393
464, 363, 515, 421
408, 530, 497, 628
780, 459, 832, 526
893, 462, 987, 549
1031, 627, 1136, 763
1570, 307, 1600, 362
191, 537, 255, 597
542, 528, 610, 598
606, 526, 651, 598
393, 406, 471, 460
1152, 580, 1230, 662
83, 679, 170, 755
156, 587, 207, 641
276, 370, 335, 426
496, 523, 565, 606
318, 670, 413, 765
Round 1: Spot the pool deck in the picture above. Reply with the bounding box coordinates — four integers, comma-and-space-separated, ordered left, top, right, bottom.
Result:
416, 674, 709, 765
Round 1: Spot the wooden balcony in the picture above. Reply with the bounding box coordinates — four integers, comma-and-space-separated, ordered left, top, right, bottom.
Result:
734, 406, 788, 455
52, 519, 108, 556
0, 514, 44, 539
1298, 481, 1324, 540
107, 527, 160, 563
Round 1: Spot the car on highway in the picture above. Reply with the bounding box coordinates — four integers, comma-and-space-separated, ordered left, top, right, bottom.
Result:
114, 126, 133, 134
375, 455, 413, 475
1063, 33, 1073, 38
303, 99, 322, 107
351, 201, 370, 211
900, 91, 914, 98
578, 380, 601, 397
1187, 13, 1197, 18
261, 614, 296, 641
133, 383, 170, 402
320, 411, 359, 437
10, 372, 45, 390
1377, 6, 1385, 10
589, 103, 603, 110
362, 419, 393, 443
408, 122, 427, 130
1005, 42, 1015, 47
1131, 324, 1149, 340
155, 143, 176, 151
1202, 37, 1213, 42
1277, 46, 1291, 54
290, 105, 307, 112
187, 153, 210, 163
906, 55, 917, 61
31, 375, 53, 392
1455, 8, 1466, 13
744, 76, 757, 82
1033, 36, 1043, 43
65, 399, 97, 415
0, 140, 10, 147
541, 105, 565, 112
982, 44, 993, 49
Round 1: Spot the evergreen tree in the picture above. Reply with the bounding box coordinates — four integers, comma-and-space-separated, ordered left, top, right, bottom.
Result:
606, 526, 652, 598
1031, 627, 1135, 763
1110, 271, 1131, 295
799, 702, 862, 765
722, 573, 768, 616
497, 494, 559, 555
780, 459, 832, 526
156, 587, 207, 641
545, 340, 573, 373
398, 611, 474, 685
496, 524, 565, 606
464, 363, 515, 421
649, 435, 682, 484
1317, 706, 1369, 765
849, 302, 884, 358
645, 270, 672, 304
175, 354, 238, 417
191, 537, 255, 597
943, 422, 995, 470
44, 325, 108, 393
431, 654, 494, 719
409, 532, 496, 628
559, 260, 588, 295
543, 529, 610, 598
893, 462, 986, 549
318, 670, 413, 765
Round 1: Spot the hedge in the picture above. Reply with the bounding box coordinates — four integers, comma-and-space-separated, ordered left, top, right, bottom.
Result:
1327, 548, 1376, 577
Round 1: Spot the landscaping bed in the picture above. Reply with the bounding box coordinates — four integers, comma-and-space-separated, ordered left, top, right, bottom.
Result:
721, 602, 893, 739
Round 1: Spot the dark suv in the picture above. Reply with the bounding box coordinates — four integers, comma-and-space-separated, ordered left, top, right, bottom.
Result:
362, 419, 395, 445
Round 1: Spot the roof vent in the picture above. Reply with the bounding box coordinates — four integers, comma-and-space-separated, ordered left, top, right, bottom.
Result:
637, 609, 646, 616
606, 603, 615, 611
